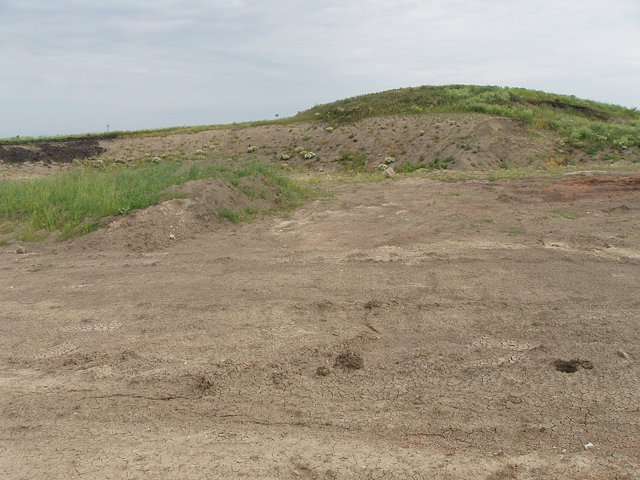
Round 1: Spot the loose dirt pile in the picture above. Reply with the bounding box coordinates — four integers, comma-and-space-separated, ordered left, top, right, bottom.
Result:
73, 176, 290, 253
2, 168, 640, 479
92, 115, 558, 172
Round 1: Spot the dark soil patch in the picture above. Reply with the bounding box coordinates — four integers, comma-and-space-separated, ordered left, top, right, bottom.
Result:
335, 351, 364, 370
527, 100, 609, 120
553, 359, 594, 373
0, 138, 105, 164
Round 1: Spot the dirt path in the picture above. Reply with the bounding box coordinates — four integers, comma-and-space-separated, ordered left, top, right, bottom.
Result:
2, 172, 640, 479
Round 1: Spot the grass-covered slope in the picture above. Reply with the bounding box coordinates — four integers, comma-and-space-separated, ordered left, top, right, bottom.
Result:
296, 85, 640, 152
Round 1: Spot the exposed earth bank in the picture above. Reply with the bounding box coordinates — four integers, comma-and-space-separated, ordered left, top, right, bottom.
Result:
2, 168, 640, 479
3, 113, 638, 180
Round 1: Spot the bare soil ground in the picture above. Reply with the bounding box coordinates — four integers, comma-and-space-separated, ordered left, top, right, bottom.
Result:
2, 164, 640, 478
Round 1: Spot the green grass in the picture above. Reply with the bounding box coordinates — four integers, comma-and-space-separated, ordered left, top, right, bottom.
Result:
506, 228, 525, 236
425, 156, 456, 170
396, 161, 426, 173
333, 150, 368, 172
552, 209, 582, 219
0, 158, 312, 241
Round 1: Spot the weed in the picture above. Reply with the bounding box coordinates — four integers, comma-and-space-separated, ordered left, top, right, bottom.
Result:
585, 145, 598, 155
499, 159, 512, 170
429, 155, 455, 170
117, 205, 132, 215
552, 209, 581, 219
506, 228, 525, 236
333, 150, 368, 172
396, 161, 426, 173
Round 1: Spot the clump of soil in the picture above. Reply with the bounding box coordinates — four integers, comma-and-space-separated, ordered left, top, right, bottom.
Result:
335, 351, 364, 370
553, 358, 594, 373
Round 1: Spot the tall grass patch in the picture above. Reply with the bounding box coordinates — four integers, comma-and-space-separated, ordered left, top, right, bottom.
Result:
0, 158, 311, 241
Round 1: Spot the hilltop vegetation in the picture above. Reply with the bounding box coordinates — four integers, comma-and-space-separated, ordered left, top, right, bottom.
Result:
297, 85, 640, 152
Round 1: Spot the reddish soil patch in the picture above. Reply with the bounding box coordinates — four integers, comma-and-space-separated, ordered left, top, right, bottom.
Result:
541, 173, 640, 201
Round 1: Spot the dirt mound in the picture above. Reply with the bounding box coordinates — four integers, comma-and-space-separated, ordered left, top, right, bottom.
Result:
0, 138, 105, 164
92, 113, 557, 173
72, 177, 281, 252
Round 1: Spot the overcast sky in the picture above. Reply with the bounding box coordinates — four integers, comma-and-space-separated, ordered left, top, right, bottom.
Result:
1, 0, 639, 139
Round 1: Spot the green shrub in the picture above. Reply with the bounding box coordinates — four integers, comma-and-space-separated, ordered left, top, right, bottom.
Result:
396, 161, 426, 173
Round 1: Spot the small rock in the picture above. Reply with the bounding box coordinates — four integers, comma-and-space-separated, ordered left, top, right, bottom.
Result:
316, 366, 330, 376
383, 167, 395, 178
16, 246, 26, 254
169, 234, 175, 240
617, 350, 631, 360
584, 442, 594, 450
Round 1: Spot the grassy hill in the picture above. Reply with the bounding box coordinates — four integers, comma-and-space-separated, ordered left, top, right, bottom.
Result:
295, 85, 639, 153
3, 85, 639, 155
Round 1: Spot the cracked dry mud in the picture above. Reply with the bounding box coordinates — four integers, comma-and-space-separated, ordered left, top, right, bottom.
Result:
2, 172, 640, 479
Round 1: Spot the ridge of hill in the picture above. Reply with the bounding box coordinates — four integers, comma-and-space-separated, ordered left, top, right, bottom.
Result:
296, 85, 639, 152
1, 85, 639, 176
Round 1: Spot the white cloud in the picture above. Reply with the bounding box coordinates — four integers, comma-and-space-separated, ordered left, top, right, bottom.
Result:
1, 0, 639, 137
